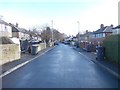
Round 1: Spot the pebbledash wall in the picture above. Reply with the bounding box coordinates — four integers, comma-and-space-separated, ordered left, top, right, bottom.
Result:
0, 44, 21, 65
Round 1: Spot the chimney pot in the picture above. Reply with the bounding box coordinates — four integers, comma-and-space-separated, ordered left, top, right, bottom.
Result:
100, 24, 104, 29
16, 23, 18, 27
111, 24, 113, 27
86, 30, 88, 33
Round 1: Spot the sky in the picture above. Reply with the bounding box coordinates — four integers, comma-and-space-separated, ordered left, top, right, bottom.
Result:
0, 0, 119, 36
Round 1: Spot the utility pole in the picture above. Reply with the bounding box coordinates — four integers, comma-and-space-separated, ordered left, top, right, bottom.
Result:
51, 20, 53, 42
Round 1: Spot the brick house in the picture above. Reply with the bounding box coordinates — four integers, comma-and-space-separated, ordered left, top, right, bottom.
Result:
79, 24, 113, 51
90, 24, 113, 46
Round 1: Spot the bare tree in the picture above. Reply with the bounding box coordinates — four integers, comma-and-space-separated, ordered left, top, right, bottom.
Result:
30, 24, 67, 42
41, 27, 52, 43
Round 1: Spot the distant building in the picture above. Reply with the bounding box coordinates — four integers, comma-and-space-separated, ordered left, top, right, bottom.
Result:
72, 36, 78, 42
0, 19, 12, 37
79, 30, 92, 49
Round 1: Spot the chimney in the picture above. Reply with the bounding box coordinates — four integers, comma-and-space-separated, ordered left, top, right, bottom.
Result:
9, 23, 12, 25
110, 24, 113, 27
16, 23, 18, 27
100, 24, 104, 29
86, 30, 88, 34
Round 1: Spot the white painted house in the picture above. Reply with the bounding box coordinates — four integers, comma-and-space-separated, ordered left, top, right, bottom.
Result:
112, 25, 120, 34
10, 23, 30, 40
0, 19, 12, 37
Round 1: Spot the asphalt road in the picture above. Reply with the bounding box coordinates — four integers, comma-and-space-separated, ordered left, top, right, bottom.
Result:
2, 43, 119, 88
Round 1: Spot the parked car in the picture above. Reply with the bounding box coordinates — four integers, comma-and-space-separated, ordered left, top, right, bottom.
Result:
64, 41, 70, 45
54, 41, 59, 45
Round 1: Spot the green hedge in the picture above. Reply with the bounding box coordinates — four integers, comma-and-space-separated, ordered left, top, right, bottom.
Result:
103, 34, 120, 64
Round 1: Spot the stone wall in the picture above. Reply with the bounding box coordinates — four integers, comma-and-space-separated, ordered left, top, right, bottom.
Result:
0, 44, 21, 65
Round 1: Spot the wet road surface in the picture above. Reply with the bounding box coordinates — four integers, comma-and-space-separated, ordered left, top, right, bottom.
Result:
2, 44, 119, 88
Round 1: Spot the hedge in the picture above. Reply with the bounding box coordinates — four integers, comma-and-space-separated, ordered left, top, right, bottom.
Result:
103, 34, 120, 64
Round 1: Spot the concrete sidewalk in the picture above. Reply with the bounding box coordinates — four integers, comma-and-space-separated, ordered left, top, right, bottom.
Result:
72, 45, 120, 80
0, 46, 55, 76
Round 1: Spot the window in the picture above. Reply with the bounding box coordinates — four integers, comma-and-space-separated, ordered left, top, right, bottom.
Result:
103, 33, 105, 37
96, 34, 99, 38
96, 33, 104, 38
100, 33, 102, 38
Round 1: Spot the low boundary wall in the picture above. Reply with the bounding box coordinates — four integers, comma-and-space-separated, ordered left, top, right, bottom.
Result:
0, 44, 21, 65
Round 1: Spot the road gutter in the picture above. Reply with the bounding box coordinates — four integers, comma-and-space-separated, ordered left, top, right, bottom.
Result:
78, 51, 120, 80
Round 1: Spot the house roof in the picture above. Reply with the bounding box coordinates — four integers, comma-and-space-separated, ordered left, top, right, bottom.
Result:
94, 26, 113, 33
103, 26, 113, 32
11, 24, 29, 34
94, 27, 107, 33
72, 36, 77, 38
112, 25, 120, 29
0, 19, 10, 26
80, 31, 93, 37
12, 26, 19, 32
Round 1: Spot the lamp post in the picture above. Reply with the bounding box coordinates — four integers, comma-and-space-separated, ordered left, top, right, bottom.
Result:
51, 20, 53, 42
77, 21, 80, 43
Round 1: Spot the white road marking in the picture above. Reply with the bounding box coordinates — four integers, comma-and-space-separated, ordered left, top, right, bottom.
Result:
78, 52, 90, 60
78, 52, 94, 64
0, 46, 56, 78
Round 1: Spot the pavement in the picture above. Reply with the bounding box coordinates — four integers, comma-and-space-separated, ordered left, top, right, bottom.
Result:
0, 46, 55, 77
71, 45, 120, 80
2, 43, 120, 88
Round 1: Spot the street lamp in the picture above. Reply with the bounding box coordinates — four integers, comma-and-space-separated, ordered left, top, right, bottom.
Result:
77, 21, 80, 42
51, 20, 53, 42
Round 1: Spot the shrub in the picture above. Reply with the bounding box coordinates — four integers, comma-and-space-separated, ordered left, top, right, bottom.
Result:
103, 34, 120, 64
